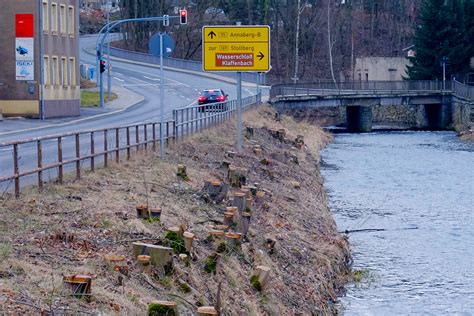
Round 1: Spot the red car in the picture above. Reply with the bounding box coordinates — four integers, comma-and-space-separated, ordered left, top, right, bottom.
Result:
197, 89, 229, 112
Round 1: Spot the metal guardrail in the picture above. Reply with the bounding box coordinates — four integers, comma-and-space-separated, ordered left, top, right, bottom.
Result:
172, 94, 261, 141
108, 46, 266, 85
270, 80, 474, 101
0, 92, 262, 197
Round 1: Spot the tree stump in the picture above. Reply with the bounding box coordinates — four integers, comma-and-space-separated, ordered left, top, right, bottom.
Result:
290, 181, 301, 189
149, 207, 161, 220
275, 112, 281, 121
203, 179, 229, 203
104, 254, 126, 270
177, 164, 188, 180
245, 126, 254, 139
136, 204, 148, 219
147, 245, 174, 270
240, 187, 252, 200
253, 147, 263, 157
221, 160, 231, 169
251, 266, 271, 291
227, 166, 246, 188
167, 226, 183, 236
148, 301, 178, 316
63, 274, 92, 301
183, 232, 195, 253
276, 129, 286, 141
137, 255, 151, 273
132, 242, 150, 257
255, 191, 266, 204
295, 134, 304, 147
239, 212, 252, 235
225, 232, 242, 248
232, 192, 247, 214
248, 185, 258, 196
197, 306, 218, 315
225, 151, 236, 158
223, 212, 235, 226
208, 230, 225, 242
246, 197, 253, 211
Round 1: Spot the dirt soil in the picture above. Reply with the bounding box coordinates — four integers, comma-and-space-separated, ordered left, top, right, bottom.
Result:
0, 106, 350, 315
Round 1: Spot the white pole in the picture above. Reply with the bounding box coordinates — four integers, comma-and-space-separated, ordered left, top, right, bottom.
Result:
159, 32, 165, 159
237, 72, 242, 151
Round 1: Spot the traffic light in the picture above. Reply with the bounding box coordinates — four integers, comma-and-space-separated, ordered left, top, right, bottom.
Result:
180, 9, 187, 25
100, 60, 106, 73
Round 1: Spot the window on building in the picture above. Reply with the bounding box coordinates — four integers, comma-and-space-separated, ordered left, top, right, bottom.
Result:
68, 58, 76, 86
61, 57, 67, 86
43, 56, 50, 86
67, 6, 75, 36
51, 3, 58, 33
60, 4, 66, 34
365, 73, 369, 82
52, 56, 58, 85
42, 1, 49, 32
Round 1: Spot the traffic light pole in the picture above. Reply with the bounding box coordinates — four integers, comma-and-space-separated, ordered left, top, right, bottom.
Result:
96, 14, 186, 159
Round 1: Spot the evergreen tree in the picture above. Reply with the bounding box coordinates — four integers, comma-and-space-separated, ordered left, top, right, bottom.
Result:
407, 0, 473, 80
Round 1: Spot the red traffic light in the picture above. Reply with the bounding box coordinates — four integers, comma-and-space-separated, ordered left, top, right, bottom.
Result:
180, 9, 187, 25
100, 60, 106, 73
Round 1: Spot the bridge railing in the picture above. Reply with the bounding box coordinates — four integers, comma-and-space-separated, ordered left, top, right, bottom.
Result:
270, 80, 455, 99
108, 46, 265, 85
453, 80, 474, 100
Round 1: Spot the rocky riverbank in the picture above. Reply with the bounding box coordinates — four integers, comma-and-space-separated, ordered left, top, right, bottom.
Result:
0, 106, 350, 314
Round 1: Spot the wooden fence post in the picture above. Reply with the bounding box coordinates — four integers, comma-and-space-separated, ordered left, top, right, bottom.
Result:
37, 140, 43, 191
57, 137, 63, 184
75, 134, 81, 180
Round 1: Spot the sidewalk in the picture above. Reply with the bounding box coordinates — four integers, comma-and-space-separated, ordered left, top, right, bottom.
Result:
0, 85, 144, 136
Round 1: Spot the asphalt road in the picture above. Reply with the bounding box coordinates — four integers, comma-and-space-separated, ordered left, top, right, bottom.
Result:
0, 35, 260, 192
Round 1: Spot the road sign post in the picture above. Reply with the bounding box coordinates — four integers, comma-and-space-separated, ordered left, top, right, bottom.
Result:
202, 25, 271, 151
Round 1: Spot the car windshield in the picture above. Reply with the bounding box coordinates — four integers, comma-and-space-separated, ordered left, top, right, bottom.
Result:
201, 90, 223, 97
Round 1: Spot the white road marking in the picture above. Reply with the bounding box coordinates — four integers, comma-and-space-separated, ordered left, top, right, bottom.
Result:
117, 67, 191, 87
113, 77, 125, 82
143, 76, 160, 81
179, 95, 186, 99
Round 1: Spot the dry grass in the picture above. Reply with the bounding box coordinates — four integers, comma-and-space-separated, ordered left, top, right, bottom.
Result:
0, 105, 350, 315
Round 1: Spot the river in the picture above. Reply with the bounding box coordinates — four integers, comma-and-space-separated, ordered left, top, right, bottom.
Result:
320, 131, 474, 315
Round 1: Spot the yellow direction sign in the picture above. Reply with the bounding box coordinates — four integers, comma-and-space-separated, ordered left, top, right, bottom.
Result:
202, 25, 271, 72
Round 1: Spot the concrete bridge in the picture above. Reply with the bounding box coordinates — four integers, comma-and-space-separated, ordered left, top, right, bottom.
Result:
270, 80, 474, 132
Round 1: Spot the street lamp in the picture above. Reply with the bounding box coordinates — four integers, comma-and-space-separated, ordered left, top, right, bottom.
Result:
440, 56, 449, 90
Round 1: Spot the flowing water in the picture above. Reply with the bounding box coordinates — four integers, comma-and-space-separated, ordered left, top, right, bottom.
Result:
320, 131, 474, 315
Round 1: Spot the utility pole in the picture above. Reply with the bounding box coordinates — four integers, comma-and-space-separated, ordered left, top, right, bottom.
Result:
292, 0, 303, 84
441, 56, 449, 91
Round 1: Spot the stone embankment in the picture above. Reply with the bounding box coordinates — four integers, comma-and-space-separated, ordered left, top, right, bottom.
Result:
0, 106, 350, 314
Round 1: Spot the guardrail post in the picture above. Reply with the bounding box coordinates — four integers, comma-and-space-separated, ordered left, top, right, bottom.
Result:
186, 108, 189, 137
152, 123, 157, 151
135, 125, 139, 152
144, 124, 148, 152
13, 144, 20, 198
91, 132, 95, 172
57, 137, 63, 184
37, 140, 43, 191
126, 127, 131, 160
166, 121, 170, 146
104, 129, 108, 168
75, 134, 81, 180
115, 128, 120, 163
